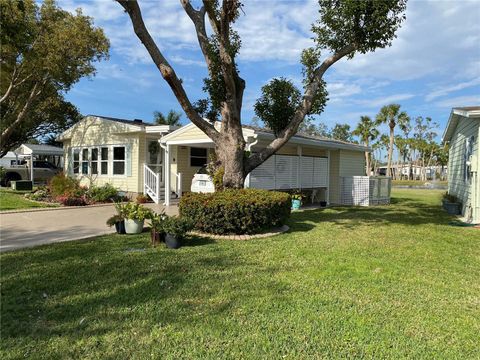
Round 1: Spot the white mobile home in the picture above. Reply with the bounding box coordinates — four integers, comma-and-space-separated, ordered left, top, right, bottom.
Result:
442, 106, 480, 223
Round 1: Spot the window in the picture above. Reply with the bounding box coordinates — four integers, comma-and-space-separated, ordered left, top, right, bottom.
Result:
113, 146, 125, 175
81, 149, 89, 174
73, 149, 80, 174
190, 147, 207, 167
464, 136, 475, 183
101, 147, 109, 175
91, 148, 98, 175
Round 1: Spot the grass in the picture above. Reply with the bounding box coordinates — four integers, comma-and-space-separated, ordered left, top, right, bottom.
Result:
1, 189, 479, 359
392, 179, 448, 186
0, 188, 58, 211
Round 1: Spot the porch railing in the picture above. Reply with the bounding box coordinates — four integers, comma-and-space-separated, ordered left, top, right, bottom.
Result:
144, 164, 161, 204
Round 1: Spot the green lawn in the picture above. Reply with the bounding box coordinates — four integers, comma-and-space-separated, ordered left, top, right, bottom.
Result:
1, 189, 478, 359
0, 188, 58, 211
392, 179, 448, 186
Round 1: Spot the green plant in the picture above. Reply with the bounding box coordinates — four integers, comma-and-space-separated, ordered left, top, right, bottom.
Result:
57, 195, 87, 206
49, 173, 83, 198
87, 183, 118, 203
0, 166, 5, 182
162, 216, 192, 239
206, 153, 224, 190
290, 189, 304, 201
24, 188, 50, 201
149, 212, 167, 233
119, 202, 153, 221
106, 214, 124, 227
179, 189, 291, 235
442, 192, 458, 203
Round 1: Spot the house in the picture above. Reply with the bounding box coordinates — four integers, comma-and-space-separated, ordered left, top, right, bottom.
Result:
59, 115, 370, 205
442, 106, 480, 223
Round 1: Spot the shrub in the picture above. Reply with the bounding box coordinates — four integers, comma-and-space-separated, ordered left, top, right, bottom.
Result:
49, 173, 83, 198
88, 183, 118, 203
117, 202, 153, 221
24, 187, 50, 201
162, 216, 193, 238
179, 189, 291, 235
136, 194, 150, 203
57, 195, 87, 206
0, 166, 5, 183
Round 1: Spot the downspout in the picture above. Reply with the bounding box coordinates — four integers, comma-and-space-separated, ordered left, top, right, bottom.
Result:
244, 136, 258, 188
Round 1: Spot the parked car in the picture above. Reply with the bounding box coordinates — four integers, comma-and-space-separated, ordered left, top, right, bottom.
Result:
1, 160, 61, 186
190, 166, 215, 193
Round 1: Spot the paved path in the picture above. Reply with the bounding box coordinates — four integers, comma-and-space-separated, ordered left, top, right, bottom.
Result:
0, 203, 178, 252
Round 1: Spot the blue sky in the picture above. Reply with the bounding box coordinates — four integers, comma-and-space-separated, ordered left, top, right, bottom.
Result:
60, 0, 480, 141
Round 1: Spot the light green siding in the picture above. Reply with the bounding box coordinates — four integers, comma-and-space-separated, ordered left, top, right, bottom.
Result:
447, 116, 480, 222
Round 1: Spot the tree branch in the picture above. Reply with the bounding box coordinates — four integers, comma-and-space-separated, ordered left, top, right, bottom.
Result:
116, 0, 219, 140
245, 44, 356, 173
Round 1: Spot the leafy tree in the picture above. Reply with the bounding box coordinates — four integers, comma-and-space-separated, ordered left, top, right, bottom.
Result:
0, 0, 109, 157
299, 117, 330, 138
330, 123, 353, 142
153, 110, 183, 126
352, 116, 379, 175
375, 104, 409, 177
117, 0, 407, 188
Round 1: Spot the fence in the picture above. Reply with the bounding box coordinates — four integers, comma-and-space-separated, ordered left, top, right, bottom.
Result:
340, 176, 391, 206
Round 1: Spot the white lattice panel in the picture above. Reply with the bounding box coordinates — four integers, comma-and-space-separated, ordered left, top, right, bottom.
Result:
250, 156, 275, 189
313, 157, 328, 187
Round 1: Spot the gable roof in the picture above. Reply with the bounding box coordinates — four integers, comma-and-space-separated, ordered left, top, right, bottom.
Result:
15, 144, 64, 156
442, 106, 480, 143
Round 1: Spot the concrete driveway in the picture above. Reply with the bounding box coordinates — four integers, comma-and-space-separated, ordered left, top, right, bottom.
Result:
0, 203, 178, 252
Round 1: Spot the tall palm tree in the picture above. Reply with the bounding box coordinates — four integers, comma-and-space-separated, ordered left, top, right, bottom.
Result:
375, 104, 410, 178
153, 110, 182, 126
352, 116, 379, 175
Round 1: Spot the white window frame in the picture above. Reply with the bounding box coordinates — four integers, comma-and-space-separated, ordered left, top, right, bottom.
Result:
112, 146, 126, 176
70, 144, 127, 178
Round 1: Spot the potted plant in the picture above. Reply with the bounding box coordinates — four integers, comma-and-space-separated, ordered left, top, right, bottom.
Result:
149, 212, 166, 247
162, 216, 192, 249
319, 200, 327, 207
106, 214, 125, 234
442, 192, 461, 215
291, 190, 303, 210
122, 202, 153, 234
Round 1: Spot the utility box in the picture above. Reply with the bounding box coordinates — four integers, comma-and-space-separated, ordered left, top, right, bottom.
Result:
11, 180, 33, 191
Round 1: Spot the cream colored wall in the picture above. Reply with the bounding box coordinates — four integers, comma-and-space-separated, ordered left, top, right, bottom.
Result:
174, 145, 214, 192
339, 150, 366, 176
171, 125, 210, 141
329, 150, 341, 204
63, 116, 143, 193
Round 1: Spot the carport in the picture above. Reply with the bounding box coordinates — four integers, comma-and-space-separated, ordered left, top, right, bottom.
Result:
14, 144, 64, 182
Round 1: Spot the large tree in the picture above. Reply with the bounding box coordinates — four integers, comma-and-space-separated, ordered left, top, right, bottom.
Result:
375, 104, 409, 178
118, 0, 407, 188
352, 116, 379, 175
0, 0, 109, 157
330, 123, 354, 142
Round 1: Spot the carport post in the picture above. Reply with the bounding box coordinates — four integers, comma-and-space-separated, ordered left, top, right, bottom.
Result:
30, 154, 34, 182
326, 150, 330, 205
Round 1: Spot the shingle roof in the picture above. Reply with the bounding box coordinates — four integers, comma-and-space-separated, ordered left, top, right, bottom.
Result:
87, 114, 155, 126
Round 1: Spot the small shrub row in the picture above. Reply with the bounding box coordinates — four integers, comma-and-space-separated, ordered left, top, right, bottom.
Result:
87, 183, 119, 203
179, 189, 291, 235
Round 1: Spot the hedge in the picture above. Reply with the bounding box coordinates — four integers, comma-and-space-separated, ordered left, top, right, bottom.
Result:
179, 189, 291, 235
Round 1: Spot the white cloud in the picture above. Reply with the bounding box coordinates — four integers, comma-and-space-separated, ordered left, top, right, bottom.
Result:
357, 94, 415, 108
327, 82, 362, 103
434, 95, 480, 109
425, 77, 480, 102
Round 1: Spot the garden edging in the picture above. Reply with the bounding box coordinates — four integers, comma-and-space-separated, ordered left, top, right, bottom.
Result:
189, 225, 289, 240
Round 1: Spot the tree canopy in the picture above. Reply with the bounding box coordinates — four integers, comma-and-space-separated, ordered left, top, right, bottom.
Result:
0, 0, 109, 156
118, 0, 407, 187
153, 110, 183, 126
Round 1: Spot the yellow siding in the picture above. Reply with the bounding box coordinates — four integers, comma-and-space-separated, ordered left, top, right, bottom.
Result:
339, 150, 366, 176
175, 146, 214, 191
329, 150, 341, 204
63, 116, 144, 193
171, 125, 211, 141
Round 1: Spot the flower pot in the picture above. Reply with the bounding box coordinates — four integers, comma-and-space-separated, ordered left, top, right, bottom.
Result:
292, 199, 301, 210
165, 233, 181, 249
151, 229, 165, 247
124, 219, 144, 234
320, 201, 327, 207
444, 202, 461, 215
115, 220, 126, 234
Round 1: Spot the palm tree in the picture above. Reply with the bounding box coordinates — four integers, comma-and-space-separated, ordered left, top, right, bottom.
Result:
153, 110, 182, 126
352, 116, 379, 175
375, 104, 410, 178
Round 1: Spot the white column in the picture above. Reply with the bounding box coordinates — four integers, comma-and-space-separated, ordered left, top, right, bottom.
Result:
297, 146, 302, 190
30, 154, 34, 182
164, 144, 171, 206
326, 150, 330, 205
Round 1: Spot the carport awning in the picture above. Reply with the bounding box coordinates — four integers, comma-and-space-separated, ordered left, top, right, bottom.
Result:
15, 144, 63, 156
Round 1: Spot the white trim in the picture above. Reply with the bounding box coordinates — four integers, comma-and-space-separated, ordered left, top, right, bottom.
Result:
326, 150, 330, 205
166, 139, 215, 145
69, 144, 128, 178
145, 125, 180, 134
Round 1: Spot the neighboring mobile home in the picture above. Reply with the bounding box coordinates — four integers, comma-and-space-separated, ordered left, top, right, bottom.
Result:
442, 106, 480, 223
59, 115, 369, 205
